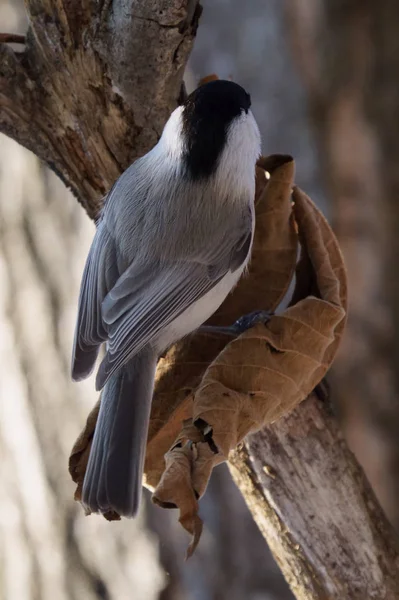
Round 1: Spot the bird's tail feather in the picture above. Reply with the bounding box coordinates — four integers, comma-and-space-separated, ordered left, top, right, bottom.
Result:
82, 349, 157, 517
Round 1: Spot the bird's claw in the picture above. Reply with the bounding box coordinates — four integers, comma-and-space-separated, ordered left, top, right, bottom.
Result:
198, 310, 274, 338
231, 310, 274, 334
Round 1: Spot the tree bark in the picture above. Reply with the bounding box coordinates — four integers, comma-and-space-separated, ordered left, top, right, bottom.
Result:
0, 0, 201, 216
1, 1, 399, 599
229, 392, 399, 600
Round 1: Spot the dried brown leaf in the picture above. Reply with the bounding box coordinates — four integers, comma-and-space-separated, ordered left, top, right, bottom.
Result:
152, 176, 347, 554
189, 185, 347, 457
152, 444, 203, 558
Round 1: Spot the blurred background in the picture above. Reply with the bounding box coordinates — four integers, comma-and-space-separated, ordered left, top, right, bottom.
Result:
1, 1, 398, 599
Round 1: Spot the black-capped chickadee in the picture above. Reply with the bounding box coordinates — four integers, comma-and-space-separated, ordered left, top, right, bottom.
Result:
72, 80, 261, 517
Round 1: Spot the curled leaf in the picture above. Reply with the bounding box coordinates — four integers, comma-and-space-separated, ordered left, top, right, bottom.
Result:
152, 170, 347, 554
152, 444, 203, 559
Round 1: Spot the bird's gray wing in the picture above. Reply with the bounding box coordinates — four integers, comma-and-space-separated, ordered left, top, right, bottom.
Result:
72, 223, 119, 381
96, 225, 252, 390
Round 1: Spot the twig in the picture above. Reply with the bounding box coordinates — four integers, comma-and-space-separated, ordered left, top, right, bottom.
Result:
0, 33, 26, 45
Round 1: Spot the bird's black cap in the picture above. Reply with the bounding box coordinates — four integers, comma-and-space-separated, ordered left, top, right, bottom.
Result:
182, 80, 251, 180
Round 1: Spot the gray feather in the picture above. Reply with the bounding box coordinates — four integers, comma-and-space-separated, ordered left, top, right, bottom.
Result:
82, 349, 157, 517
96, 262, 224, 389
72, 224, 118, 381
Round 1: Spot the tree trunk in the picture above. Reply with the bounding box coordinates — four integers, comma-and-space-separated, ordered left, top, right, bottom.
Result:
1, 1, 398, 599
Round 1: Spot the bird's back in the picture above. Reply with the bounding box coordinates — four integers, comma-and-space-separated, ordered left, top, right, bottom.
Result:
102, 152, 253, 269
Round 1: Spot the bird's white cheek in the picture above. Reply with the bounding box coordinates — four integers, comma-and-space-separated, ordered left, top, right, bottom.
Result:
215, 112, 261, 199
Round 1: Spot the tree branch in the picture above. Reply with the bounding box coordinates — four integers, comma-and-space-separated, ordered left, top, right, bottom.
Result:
229, 392, 399, 599
0, 0, 201, 217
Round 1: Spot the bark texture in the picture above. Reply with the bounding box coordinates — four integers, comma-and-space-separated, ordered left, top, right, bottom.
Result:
0, 0, 201, 216
229, 392, 399, 600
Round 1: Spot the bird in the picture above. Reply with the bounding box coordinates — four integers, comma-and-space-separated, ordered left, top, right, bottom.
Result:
71, 79, 261, 518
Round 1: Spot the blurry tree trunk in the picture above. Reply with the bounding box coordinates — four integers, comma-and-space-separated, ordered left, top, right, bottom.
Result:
1, 1, 399, 600
0, 134, 165, 600
285, 0, 399, 529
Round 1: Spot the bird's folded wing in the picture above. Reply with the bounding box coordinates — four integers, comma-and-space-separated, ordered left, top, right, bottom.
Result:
71, 224, 118, 381
96, 261, 223, 390
96, 221, 253, 390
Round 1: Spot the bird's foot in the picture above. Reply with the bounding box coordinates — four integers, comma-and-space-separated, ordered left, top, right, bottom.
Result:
198, 310, 274, 338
